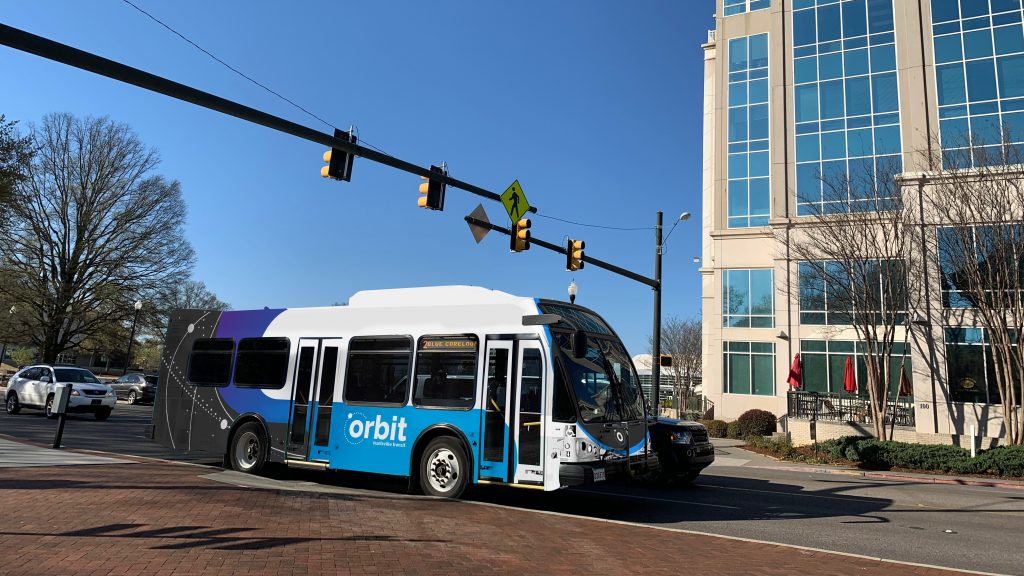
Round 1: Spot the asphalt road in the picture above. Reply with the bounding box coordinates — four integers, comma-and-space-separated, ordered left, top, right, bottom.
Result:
0, 395, 219, 463
1, 395, 1020, 575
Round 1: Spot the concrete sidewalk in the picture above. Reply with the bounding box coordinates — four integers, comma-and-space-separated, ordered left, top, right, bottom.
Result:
0, 437, 130, 468
711, 438, 1024, 490
0, 438, 984, 576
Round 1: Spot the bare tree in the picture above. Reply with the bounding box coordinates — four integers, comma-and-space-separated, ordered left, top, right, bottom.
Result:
779, 158, 909, 440
0, 114, 32, 231
0, 113, 195, 363
144, 279, 230, 339
916, 142, 1024, 444
650, 316, 702, 412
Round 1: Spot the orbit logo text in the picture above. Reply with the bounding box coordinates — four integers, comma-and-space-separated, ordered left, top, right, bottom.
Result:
344, 412, 409, 448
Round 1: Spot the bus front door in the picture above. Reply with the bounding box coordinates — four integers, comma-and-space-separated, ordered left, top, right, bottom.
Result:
480, 339, 545, 485
287, 338, 342, 463
513, 341, 545, 485
480, 340, 513, 482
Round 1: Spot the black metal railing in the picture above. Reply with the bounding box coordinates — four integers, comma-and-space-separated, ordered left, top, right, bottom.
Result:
787, 390, 915, 427
680, 395, 714, 420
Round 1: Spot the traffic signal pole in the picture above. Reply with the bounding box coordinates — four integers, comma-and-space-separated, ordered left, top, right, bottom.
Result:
652, 211, 663, 416
0, 24, 536, 215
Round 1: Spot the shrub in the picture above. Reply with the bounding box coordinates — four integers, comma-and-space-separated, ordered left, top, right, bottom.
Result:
700, 419, 728, 438
971, 445, 1024, 477
815, 436, 1024, 478
737, 409, 777, 437
745, 435, 797, 458
726, 420, 742, 439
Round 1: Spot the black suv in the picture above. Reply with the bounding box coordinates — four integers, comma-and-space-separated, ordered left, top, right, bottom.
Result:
649, 417, 715, 483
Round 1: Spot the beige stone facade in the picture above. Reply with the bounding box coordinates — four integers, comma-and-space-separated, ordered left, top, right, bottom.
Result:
701, 0, 1021, 445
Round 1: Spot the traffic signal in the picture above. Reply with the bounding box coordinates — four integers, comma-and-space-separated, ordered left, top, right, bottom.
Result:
566, 238, 585, 271
510, 218, 531, 252
418, 164, 447, 211
321, 128, 356, 181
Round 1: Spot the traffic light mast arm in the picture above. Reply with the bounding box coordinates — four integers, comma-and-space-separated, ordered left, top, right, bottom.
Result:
0, 23, 537, 215
464, 216, 658, 289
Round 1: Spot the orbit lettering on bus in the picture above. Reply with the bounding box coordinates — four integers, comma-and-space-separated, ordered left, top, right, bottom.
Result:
344, 412, 409, 445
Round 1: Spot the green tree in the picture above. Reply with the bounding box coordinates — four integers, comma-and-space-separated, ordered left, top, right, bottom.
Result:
10, 347, 34, 367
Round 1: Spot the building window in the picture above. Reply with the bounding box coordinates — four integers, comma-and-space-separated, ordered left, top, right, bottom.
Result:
727, 33, 771, 228
724, 0, 771, 17
938, 224, 1024, 308
723, 341, 775, 395
234, 337, 290, 389
413, 336, 478, 409
799, 260, 906, 325
944, 327, 1020, 404
800, 340, 912, 396
187, 338, 234, 387
723, 269, 775, 327
932, 0, 1024, 168
793, 0, 903, 215
343, 337, 412, 405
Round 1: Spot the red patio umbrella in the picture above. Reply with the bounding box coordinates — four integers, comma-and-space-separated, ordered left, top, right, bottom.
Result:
843, 356, 857, 394
898, 366, 913, 397
787, 353, 802, 389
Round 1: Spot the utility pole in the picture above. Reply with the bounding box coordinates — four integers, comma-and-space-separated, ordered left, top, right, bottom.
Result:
123, 300, 142, 376
652, 211, 664, 417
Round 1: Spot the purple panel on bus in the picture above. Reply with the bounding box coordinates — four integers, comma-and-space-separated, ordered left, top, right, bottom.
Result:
215, 308, 289, 423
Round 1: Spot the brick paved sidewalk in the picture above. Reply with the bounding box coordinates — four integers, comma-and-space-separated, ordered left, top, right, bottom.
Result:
0, 460, 974, 576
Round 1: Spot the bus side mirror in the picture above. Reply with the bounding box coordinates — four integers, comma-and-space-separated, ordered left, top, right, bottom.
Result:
571, 330, 587, 359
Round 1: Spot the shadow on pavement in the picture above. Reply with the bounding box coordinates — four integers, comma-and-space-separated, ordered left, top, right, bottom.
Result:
0, 522, 447, 551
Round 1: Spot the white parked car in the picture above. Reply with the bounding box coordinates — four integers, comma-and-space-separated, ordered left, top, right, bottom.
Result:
5, 365, 116, 420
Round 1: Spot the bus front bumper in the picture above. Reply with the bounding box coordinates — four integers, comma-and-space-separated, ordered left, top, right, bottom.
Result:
559, 454, 659, 487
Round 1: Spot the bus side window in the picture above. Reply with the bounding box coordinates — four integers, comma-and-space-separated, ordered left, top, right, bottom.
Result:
187, 339, 235, 386
343, 337, 412, 406
413, 336, 478, 409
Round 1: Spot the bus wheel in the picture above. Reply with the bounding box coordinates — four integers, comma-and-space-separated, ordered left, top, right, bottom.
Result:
419, 437, 467, 498
230, 422, 267, 474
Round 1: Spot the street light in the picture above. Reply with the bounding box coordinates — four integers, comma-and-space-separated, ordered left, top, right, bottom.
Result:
123, 300, 143, 376
568, 279, 578, 304
652, 210, 693, 416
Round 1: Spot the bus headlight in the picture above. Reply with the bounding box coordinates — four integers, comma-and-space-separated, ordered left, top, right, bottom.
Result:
669, 431, 693, 445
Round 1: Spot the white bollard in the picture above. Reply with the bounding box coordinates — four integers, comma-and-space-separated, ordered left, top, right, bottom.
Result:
970, 424, 976, 458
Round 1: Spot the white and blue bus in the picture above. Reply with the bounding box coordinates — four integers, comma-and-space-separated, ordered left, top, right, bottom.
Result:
152, 286, 708, 497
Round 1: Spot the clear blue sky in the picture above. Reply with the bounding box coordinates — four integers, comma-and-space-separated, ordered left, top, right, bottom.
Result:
1, 0, 715, 356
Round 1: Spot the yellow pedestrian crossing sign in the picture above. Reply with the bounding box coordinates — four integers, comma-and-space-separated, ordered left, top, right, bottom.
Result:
500, 180, 530, 224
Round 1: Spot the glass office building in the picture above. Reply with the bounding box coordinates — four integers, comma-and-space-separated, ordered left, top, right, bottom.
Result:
701, 0, 1024, 444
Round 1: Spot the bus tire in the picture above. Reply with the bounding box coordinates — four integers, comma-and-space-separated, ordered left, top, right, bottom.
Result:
418, 436, 468, 498
229, 422, 267, 475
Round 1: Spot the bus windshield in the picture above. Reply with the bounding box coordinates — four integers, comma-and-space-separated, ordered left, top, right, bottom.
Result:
553, 332, 645, 423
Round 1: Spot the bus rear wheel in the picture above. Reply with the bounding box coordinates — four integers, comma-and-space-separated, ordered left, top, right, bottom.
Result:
229, 422, 267, 475
419, 437, 467, 498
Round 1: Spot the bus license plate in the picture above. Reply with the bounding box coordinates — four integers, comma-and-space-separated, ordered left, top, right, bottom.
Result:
593, 468, 606, 482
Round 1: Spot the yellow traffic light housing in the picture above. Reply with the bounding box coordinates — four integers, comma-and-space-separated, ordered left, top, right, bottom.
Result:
417, 164, 447, 211
511, 218, 532, 252
320, 128, 356, 181
566, 238, 585, 271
